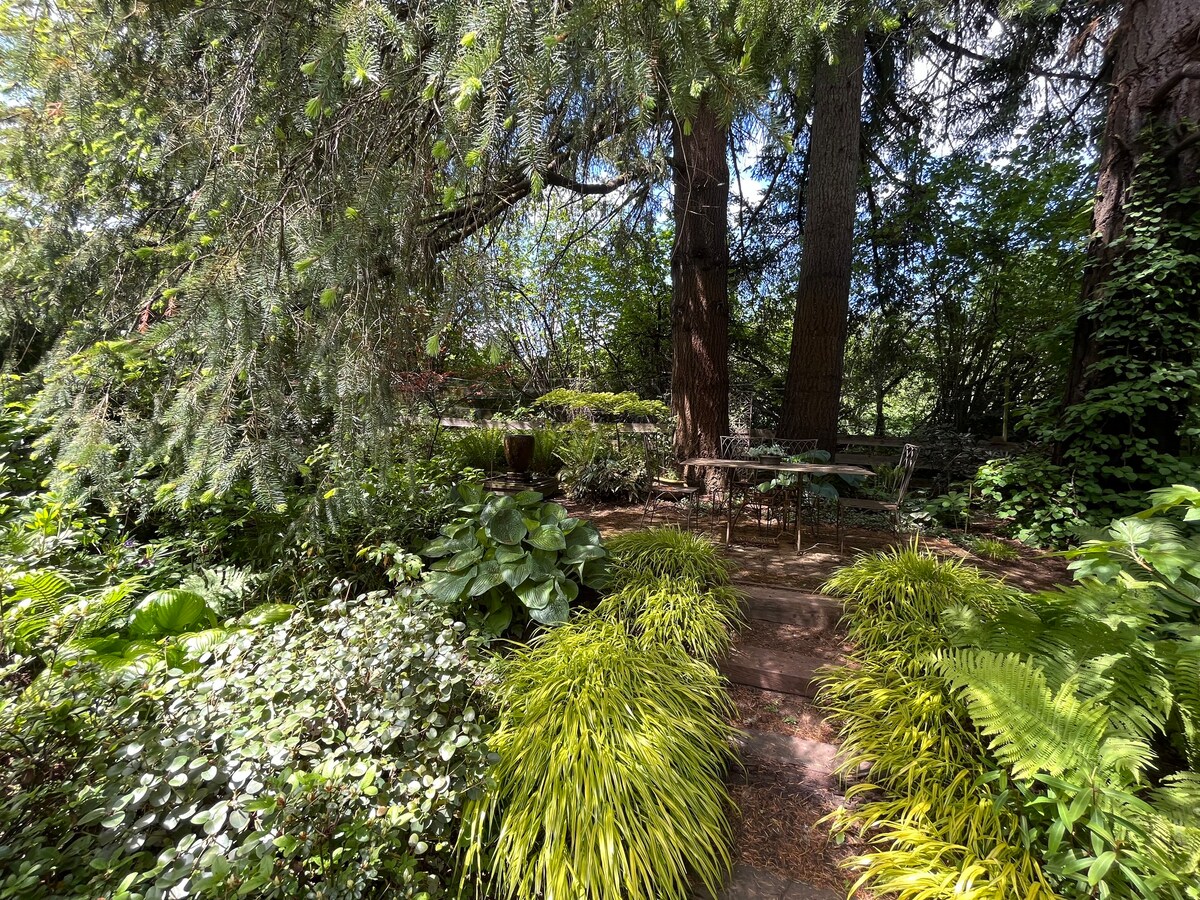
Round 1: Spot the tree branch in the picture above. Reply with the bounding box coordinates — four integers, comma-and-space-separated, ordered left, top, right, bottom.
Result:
926, 30, 1096, 85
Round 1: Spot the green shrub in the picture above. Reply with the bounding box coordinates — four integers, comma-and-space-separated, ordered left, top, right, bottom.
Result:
446, 427, 506, 472
974, 451, 1200, 546
604, 526, 730, 588
554, 425, 646, 502
0, 592, 490, 899
421, 486, 605, 633
460, 617, 735, 900
598, 573, 742, 661
533, 389, 669, 421
530, 426, 563, 475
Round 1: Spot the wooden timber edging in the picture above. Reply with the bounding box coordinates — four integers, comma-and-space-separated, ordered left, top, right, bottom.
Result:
719, 644, 830, 697
732, 581, 844, 630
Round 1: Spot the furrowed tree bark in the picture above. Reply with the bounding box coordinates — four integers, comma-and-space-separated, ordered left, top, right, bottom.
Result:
1058, 0, 1200, 457
671, 101, 731, 464
778, 25, 866, 453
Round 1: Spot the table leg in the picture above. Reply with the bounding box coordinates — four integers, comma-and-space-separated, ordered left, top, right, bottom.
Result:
795, 478, 804, 552
724, 468, 734, 544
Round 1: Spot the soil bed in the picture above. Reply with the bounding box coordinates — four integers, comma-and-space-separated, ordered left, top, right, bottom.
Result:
728, 685, 836, 743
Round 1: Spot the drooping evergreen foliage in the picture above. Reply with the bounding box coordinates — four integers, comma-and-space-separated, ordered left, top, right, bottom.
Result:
0, 0, 828, 505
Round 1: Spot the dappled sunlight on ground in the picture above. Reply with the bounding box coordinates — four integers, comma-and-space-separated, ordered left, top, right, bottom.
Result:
569, 501, 1072, 593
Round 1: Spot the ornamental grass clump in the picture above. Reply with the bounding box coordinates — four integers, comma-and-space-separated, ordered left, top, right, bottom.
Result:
823, 542, 1015, 655
604, 526, 730, 589
460, 617, 736, 900
819, 527, 1200, 900
819, 547, 1052, 900
597, 572, 743, 662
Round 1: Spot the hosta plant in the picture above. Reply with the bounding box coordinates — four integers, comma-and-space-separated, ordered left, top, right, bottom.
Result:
1, 568, 293, 674
421, 485, 605, 633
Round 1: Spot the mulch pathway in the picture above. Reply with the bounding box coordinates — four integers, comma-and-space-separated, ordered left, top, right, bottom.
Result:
567, 500, 1073, 894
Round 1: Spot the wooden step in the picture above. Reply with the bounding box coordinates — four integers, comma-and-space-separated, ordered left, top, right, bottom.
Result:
732, 581, 843, 630
720, 645, 827, 697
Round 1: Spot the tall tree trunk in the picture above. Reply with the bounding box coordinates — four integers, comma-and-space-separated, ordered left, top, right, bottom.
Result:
1058, 0, 1200, 458
671, 101, 731, 463
778, 25, 866, 453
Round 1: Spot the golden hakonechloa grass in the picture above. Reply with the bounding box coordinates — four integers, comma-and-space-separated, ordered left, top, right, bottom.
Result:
459, 617, 737, 900
604, 526, 732, 588
597, 573, 743, 662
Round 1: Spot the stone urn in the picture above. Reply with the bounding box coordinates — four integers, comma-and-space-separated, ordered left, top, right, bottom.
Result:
503, 434, 536, 478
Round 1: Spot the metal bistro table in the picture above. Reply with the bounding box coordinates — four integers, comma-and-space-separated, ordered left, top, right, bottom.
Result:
682, 457, 874, 551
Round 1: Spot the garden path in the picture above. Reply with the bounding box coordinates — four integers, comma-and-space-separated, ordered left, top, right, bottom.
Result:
568, 501, 1073, 899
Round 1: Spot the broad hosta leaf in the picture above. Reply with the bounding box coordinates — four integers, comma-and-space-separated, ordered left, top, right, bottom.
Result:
446, 545, 486, 572
425, 571, 476, 604
515, 578, 555, 611
529, 593, 570, 625
486, 508, 528, 545
470, 562, 506, 597
423, 535, 471, 558
178, 628, 231, 656
130, 590, 212, 637
457, 481, 485, 505
484, 605, 514, 634
238, 604, 296, 627
501, 556, 535, 589
562, 543, 605, 564
527, 525, 566, 551
495, 546, 526, 564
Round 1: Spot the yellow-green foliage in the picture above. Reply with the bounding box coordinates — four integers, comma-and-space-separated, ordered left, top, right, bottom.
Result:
598, 572, 743, 662
604, 526, 731, 589
533, 389, 669, 421
459, 617, 736, 900
822, 541, 1200, 899
820, 546, 1055, 899
969, 536, 1020, 561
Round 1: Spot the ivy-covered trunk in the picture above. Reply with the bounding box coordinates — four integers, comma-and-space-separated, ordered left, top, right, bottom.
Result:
778, 24, 866, 453
1057, 0, 1200, 462
670, 101, 731, 464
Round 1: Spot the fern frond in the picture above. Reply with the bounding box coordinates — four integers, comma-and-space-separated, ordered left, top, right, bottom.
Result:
940, 650, 1110, 779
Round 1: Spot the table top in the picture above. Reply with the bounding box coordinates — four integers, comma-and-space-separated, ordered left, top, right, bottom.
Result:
682, 457, 874, 477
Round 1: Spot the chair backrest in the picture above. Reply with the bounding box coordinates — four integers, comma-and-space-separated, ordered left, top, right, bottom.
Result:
642, 432, 679, 482
718, 436, 819, 459
768, 438, 819, 457
895, 443, 921, 503
719, 435, 751, 459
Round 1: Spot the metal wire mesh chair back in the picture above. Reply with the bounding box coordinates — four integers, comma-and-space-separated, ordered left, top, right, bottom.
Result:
718, 436, 819, 459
